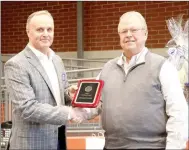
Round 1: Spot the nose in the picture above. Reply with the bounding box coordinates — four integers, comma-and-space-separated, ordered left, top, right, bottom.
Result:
125, 30, 132, 37
43, 30, 48, 36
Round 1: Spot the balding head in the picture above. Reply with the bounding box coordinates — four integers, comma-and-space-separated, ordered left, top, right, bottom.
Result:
118, 11, 148, 36
26, 10, 54, 54
26, 10, 53, 32
117, 11, 148, 58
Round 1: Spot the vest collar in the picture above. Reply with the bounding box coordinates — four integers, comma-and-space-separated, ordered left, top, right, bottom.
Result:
117, 47, 149, 67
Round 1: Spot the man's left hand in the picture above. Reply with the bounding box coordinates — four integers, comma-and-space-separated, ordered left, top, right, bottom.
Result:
68, 84, 78, 100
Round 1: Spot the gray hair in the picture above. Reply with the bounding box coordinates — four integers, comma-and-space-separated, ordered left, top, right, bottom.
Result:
26, 10, 53, 31
118, 11, 148, 34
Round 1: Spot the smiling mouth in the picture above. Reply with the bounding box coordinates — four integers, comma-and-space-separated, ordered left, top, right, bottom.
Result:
126, 41, 135, 43
41, 40, 50, 43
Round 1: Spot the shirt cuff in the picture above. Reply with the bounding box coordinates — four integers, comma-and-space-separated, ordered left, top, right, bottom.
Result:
68, 107, 72, 120
84, 108, 91, 113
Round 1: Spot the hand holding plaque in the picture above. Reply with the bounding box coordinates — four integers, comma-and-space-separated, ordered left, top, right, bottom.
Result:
72, 80, 104, 108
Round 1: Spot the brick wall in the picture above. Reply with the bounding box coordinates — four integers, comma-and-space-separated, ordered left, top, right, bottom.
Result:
1, 1, 189, 53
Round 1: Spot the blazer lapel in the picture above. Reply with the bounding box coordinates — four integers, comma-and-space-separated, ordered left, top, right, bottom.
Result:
24, 47, 56, 101
52, 56, 65, 105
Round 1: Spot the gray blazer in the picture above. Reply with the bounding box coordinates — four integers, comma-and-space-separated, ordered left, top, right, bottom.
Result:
5, 46, 70, 150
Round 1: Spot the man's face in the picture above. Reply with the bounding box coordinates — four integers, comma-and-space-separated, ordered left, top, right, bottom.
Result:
118, 16, 147, 55
27, 14, 54, 51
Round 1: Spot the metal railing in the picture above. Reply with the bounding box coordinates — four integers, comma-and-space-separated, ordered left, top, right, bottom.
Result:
66, 67, 102, 83
62, 57, 107, 71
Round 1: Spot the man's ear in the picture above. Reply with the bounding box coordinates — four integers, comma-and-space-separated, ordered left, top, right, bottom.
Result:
145, 31, 148, 40
145, 30, 148, 36
26, 30, 30, 37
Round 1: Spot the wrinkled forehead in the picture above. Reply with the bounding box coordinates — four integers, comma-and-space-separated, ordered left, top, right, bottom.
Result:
29, 14, 54, 28
118, 13, 145, 32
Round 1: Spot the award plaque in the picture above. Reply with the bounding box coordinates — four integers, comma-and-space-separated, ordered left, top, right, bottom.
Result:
72, 79, 104, 108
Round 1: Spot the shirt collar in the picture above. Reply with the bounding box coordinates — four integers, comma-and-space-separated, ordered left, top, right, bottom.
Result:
27, 44, 55, 61
117, 47, 148, 66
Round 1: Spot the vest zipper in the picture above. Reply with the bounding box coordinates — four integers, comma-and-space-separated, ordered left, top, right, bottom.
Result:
123, 62, 145, 82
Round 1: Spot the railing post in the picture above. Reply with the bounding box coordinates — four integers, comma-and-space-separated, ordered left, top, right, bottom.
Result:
4, 89, 9, 121
0, 53, 2, 147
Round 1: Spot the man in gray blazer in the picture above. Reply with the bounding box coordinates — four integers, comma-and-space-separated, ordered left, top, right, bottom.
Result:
4, 10, 87, 150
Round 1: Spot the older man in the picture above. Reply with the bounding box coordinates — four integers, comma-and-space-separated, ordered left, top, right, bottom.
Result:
5, 10, 87, 150
87, 11, 188, 149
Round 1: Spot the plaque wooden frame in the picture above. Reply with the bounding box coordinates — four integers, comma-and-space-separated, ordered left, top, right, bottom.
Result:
72, 79, 104, 108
